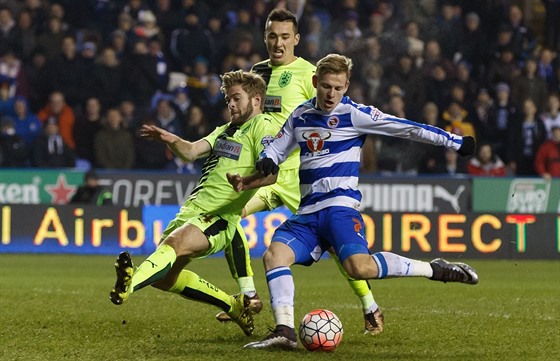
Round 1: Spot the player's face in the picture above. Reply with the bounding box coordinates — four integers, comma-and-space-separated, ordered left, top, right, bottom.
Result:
264, 20, 300, 66
225, 85, 257, 125
313, 72, 349, 113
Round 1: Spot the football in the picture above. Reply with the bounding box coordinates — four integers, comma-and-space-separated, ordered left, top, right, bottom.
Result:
298, 309, 343, 351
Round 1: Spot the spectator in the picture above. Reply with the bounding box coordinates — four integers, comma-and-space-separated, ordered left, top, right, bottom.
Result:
424, 63, 452, 110
35, 16, 65, 61
534, 126, 560, 179
541, 92, 560, 139
471, 88, 494, 143
486, 47, 520, 86
0, 80, 14, 115
457, 12, 489, 81
10, 95, 41, 148
169, 10, 212, 74
455, 61, 478, 104
383, 53, 424, 118
507, 98, 547, 176
0, 117, 28, 167
94, 107, 135, 169
13, 9, 36, 62
74, 97, 103, 166
403, 20, 424, 61
44, 35, 85, 107
487, 82, 517, 162
505, 5, 536, 62
118, 99, 138, 130
0, 49, 29, 98
170, 85, 191, 119
467, 142, 506, 176
435, 1, 462, 61
511, 58, 548, 111
199, 75, 225, 129
133, 10, 164, 44
93, 47, 123, 108
31, 118, 75, 168
153, 0, 182, 50
0, 6, 18, 55
442, 101, 476, 138
24, 49, 49, 111
37, 91, 75, 150
133, 115, 171, 170
362, 62, 385, 104
153, 96, 183, 136
70, 169, 112, 205
121, 39, 160, 113
537, 47, 558, 91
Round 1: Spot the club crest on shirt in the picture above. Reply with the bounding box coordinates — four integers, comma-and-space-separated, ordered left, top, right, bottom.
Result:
278, 71, 292, 88
302, 130, 331, 156
327, 116, 339, 128
261, 135, 274, 146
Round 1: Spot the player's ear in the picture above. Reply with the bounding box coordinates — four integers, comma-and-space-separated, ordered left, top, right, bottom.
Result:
294, 32, 300, 46
312, 75, 318, 88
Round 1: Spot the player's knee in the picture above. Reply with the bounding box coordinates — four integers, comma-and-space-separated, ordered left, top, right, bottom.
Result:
262, 244, 293, 270
343, 256, 373, 279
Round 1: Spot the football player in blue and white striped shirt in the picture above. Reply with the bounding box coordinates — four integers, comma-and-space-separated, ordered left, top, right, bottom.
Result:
228, 54, 478, 349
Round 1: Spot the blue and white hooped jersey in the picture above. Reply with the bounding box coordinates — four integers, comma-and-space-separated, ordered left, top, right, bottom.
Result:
261, 96, 465, 214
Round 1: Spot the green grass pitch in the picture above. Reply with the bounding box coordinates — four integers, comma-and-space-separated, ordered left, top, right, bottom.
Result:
0, 254, 558, 361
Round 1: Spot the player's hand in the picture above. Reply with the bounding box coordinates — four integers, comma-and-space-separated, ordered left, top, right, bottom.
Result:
140, 124, 178, 144
227, 173, 243, 192
255, 157, 279, 176
457, 136, 475, 156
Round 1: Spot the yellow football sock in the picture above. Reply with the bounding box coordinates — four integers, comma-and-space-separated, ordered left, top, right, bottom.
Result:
130, 244, 176, 293
168, 269, 234, 313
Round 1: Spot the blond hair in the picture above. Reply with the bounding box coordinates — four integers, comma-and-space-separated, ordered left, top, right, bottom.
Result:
220, 70, 266, 110
315, 54, 353, 80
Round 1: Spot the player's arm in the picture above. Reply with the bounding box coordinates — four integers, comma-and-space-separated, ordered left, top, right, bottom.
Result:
226, 171, 278, 192
140, 124, 211, 162
352, 107, 475, 156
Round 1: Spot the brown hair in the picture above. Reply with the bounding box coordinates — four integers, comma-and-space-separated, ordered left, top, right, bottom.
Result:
220, 70, 267, 110
315, 54, 353, 80
266, 8, 298, 33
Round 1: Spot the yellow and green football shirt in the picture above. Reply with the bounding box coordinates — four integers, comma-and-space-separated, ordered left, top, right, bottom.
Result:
184, 114, 277, 221
252, 57, 316, 170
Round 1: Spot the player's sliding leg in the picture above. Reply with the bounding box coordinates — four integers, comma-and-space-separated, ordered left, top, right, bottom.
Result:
110, 244, 255, 335
329, 249, 384, 335
166, 269, 254, 336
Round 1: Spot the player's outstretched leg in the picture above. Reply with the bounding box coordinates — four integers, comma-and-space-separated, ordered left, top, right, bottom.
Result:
429, 258, 479, 284
109, 251, 134, 305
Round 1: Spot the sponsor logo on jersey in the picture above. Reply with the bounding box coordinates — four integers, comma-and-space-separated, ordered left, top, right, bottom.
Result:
302, 131, 331, 156
507, 179, 550, 212
264, 95, 282, 112
213, 138, 243, 160
278, 71, 292, 88
327, 116, 339, 128
371, 109, 382, 121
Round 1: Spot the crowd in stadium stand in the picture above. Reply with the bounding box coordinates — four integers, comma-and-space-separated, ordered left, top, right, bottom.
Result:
0, 0, 559, 177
